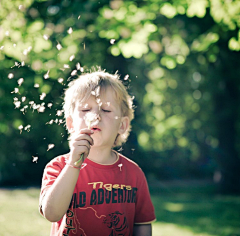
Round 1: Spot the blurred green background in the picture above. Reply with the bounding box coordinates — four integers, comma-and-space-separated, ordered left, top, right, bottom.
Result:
0, 0, 240, 235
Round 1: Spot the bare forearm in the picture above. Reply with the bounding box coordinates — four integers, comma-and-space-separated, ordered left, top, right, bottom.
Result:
41, 165, 80, 222
133, 224, 152, 236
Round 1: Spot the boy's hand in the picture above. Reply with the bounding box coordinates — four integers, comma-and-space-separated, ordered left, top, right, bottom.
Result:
68, 129, 94, 166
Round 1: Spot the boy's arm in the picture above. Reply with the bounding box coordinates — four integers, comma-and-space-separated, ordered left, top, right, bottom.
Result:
41, 129, 93, 222
133, 224, 152, 236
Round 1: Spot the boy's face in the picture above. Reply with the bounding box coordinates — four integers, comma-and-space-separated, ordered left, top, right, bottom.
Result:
67, 88, 129, 148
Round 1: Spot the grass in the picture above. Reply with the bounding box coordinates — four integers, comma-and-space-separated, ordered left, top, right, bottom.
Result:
0, 182, 240, 236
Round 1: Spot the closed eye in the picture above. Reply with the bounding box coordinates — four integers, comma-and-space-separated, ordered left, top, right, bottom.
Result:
81, 109, 90, 112
102, 109, 111, 113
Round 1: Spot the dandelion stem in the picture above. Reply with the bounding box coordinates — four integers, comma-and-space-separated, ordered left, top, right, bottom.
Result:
74, 121, 91, 166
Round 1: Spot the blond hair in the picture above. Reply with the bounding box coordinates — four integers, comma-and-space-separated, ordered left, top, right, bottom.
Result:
63, 69, 134, 147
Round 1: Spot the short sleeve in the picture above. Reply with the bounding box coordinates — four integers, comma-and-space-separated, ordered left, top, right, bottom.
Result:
134, 170, 156, 224
39, 156, 65, 215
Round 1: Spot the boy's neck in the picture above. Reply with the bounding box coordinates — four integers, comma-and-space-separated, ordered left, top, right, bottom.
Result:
87, 147, 117, 165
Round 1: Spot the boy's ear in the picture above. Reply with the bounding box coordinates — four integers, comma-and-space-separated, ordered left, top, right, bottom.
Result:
118, 116, 129, 134
66, 116, 74, 133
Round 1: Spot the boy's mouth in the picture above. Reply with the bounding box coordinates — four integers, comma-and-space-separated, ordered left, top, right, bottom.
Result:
91, 127, 101, 132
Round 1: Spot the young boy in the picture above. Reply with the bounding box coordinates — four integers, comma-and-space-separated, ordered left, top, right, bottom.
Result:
39, 69, 156, 236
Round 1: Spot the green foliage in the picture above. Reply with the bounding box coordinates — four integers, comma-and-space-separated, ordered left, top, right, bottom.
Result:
0, 0, 240, 193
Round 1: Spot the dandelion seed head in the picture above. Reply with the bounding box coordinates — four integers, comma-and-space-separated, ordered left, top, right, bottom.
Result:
84, 113, 99, 128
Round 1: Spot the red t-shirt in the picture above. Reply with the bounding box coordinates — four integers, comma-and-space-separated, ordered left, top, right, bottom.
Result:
40, 152, 156, 236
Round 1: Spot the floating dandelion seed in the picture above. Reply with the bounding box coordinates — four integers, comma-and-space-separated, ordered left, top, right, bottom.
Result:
47, 103, 53, 108
38, 105, 45, 113
69, 55, 75, 61
23, 49, 28, 55
18, 125, 23, 133
43, 34, 49, 40
58, 78, 64, 83
24, 125, 31, 132
8, 73, 14, 79
13, 44, 17, 48
76, 62, 81, 70
91, 91, 96, 96
40, 93, 46, 100
32, 156, 38, 163
56, 110, 63, 116
47, 119, 54, 125
19, 5, 23, 10
11, 88, 19, 94
5, 31, 9, 36
18, 78, 24, 86
21, 61, 25, 66
118, 163, 123, 171
64, 64, 70, 69
78, 15, 81, 19
107, 102, 110, 106
124, 74, 129, 80
96, 98, 101, 104
71, 70, 77, 76
34, 83, 39, 88
56, 43, 62, 50
67, 27, 73, 34
14, 101, 21, 108
115, 116, 119, 119
33, 104, 40, 110
44, 70, 50, 79
110, 39, 116, 44
47, 144, 55, 151
0, 46, 4, 50
21, 96, 26, 102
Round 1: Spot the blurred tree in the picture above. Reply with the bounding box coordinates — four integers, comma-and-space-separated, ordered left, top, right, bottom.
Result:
0, 0, 240, 193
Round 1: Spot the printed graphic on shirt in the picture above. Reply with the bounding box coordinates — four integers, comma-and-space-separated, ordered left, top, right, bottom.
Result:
63, 209, 130, 236
103, 211, 130, 236
69, 181, 138, 208
63, 181, 137, 235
